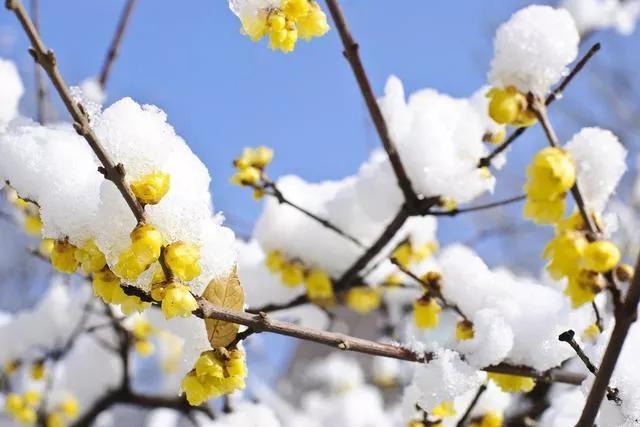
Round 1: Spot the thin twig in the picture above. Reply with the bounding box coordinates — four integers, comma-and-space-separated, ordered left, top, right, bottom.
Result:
335, 207, 410, 290
427, 195, 526, 217
456, 383, 487, 427
29, 0, 47, 124
575, 256, 640, 425
98, 0, 137, 89
324, 0, 418, 206
195, 297, 585, 385
391, 259, 469, 322
261, 180, 365, 248
478, 43, 601, 169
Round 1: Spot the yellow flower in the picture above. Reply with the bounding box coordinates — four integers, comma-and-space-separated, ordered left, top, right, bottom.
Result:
194, 351, 225, 380
304, 269, 335, 305
4, 393, 24, 414
161, 282, 198, 319
455, 320, 474, 341
130, 224, 163, 265
181, 349, 247, 406
23, 390, 40, 407
486, 127, 506, 145
130, 171, 170, 205
615, 263, 635, 282
74, 240, 107, 274
230, 166, 261, 186
39, 238, 55, 257
281, 261, 305, 287
525, 148, 575, 200
487, 372, 535, 393
384, 273, 404, 287
114, 249, 149, 280
51, 241, 79, 274
523, 196, 566, 225
265, 250, 286, 273
392, 242, 413, 268
31, 361, 45, 380
582, 323, 601, 342
565, 270, 603, 308
23, 214, 42, 236
60, 396, 79, 419
282, 0, 310, 20
135, 340, 155, 357
413, 297, 441, 329
470, 411, 504, 427
583, 241, 621, 273
92, 268, 121, 303
556, 211, 585, 232
297, 1, 330, 40
241, 13, 268, 41
432, 401, 456, 418
486, 86, 534, 126
181, 371, 210, 406
164, 242, 202, 281
345, 287, 382, 314
413, 241, 439, 263
542, 230, 588, 280
269, 20, 298, 53
45, 412, 65, 427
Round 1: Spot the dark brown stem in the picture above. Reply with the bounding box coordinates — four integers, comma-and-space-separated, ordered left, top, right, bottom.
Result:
575, 255, 640, 425
335, 207, 409, 290
98, 0, 137, 89
262, 181, 365, 248
478, 43, 601, 169
29, 0, 46, 124
456, 383, 487, 427
196, 297, 585, 384
324, 0, 418, 206
246, 294, 309, 314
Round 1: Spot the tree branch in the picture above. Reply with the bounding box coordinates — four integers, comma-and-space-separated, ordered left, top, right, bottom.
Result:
324, 0, 418, 206
456, 383, 487, 427
29, 0, 47, 124
575, 256, 640, 426
98, 0, 137, 89
194, 297, 585, 385
427, 195, 526, 217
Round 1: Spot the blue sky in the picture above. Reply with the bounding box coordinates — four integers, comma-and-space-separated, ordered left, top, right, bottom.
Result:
1, 0, 639, 265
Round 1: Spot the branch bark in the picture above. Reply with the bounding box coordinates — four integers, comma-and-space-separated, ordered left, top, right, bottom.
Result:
324, 0, 418, 206
98, 0, 137, 89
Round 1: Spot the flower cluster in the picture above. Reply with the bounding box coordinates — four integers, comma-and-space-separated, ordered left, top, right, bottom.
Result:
4, 391, 40, 425
391, 240, 439, 269
234, 0, 330, 53
181, 348, 247, 406
230, 146, 273, 199
486, 86, 536, 128
523, 147, 576, 224
265, 249, 335, 306
543, 212, 624, 307
44, 396, 79, 427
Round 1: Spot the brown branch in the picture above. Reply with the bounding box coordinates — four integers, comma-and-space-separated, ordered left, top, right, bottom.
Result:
195, 297, 584, 385
29, 0, 47, 124
575, 256, 640, 425
246, 294, 309, 314
456, 383, 487, 427
324, 0, 418, 206
98, 0, 137, 89
335, 207, 410, 290
478, 43, 601, 169
6, 0, 153, 230
261, 180, 365, 248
